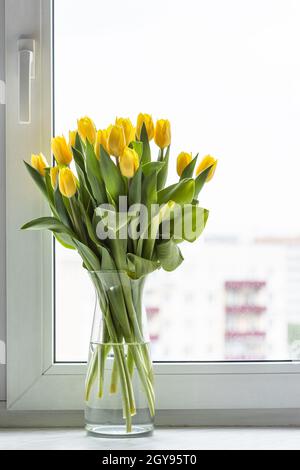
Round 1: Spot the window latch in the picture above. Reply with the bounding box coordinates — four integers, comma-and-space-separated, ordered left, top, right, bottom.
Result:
18, 39, 36, 124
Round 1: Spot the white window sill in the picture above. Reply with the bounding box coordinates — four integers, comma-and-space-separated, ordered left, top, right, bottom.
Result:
1, 428, 300, 450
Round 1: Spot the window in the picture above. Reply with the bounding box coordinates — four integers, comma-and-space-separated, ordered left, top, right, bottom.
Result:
54, 0, 300, 363
5, 0, 300, 422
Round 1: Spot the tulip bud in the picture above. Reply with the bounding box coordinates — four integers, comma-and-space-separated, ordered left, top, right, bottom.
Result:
31, 153, 48, 177
136, 113, 154, 141
95, 127, 111, 159
77, 116, 97, 145
115, 118, 135, 146
108, 125, 126, 157
154, 119, 171, 149
69, 130, 77, 150
59, 168, 77, 198
119, 147, 140, 178
51, 136, 73, 166
177, 152, 192, 177
50, 166, 60, 189
196, 155, 218, 182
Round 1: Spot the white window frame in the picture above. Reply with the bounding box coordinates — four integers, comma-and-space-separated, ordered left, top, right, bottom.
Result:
5, 0, 300, 425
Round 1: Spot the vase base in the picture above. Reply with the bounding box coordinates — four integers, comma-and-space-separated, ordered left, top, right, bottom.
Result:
86, 423, 154, 438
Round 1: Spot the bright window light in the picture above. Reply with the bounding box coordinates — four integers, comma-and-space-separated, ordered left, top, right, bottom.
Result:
54, 0, 300, 362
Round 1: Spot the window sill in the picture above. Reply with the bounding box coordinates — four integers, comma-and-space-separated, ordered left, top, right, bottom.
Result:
1, 427, 300, 450
2, 403, 300, 428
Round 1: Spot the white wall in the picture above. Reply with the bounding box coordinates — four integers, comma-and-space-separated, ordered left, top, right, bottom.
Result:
0, 0, 6, 401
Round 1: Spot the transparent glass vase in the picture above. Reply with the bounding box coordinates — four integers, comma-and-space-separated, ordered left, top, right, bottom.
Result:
85, 271, 155, 437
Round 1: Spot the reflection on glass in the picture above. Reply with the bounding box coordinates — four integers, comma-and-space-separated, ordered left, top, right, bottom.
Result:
54, 0, 300, 362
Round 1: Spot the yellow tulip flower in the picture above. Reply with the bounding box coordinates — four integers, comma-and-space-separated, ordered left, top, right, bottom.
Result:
51, 136, 73, 166
59, 168, 78, 198
119, 147, 140, 178
50, 166, 60, 189
177, 152, 192, 177
69, 130, 77, 150
136, 113, 155, 141
77, 116, 97, 145
95, 127, 112, 158
115, 118, 135, 146
196, 155, 218, 182
154, 119, 171, 149
31, 153, 48, 177
108, 125, 126, 157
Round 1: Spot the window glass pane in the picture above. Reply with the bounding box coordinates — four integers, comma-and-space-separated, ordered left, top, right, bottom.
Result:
54, 0, 300, 362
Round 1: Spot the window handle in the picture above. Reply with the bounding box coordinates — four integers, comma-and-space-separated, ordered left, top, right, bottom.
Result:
18, 39, 35, 124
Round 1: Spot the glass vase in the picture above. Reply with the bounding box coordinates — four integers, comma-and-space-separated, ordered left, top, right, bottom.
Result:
84, 271, 155, 437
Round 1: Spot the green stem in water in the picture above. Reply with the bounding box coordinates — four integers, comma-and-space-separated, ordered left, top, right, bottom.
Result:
110, 357, 119, 395
89, 276, 155, 431
131, 346, 155, 417
98, 344, 110, 399
127, 346, 135, 378
85, 346, 98, 402
112, 345, 132, 432
141, 343, 154, 385
92, 281, 133, 432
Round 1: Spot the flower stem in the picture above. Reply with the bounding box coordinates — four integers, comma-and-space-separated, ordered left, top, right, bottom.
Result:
85, 346, 98, 402
110, 358, 119, 395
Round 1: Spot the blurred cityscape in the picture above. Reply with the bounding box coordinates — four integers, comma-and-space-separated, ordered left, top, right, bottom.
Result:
55, 235, 300, 363
146, 236, 300, 362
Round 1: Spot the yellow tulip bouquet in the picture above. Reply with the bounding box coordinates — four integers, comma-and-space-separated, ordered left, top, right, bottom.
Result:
22, 114, 217, 434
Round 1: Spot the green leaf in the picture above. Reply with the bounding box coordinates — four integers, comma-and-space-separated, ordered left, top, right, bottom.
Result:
24, 161, 47, 198
44, 169, 55, 207
181, 154, 199, 180
129, 141, 143, 159
54, 187, 72, 228
86, 140, 107, 205
53, 232, 76, 250
127, 254, 160, 279
157, 146, 170, 191
75, 132, 85, 154
99, 145, 126, 202
140, 123, 151, 165
156, 238, 184, 272
194, 164, 214, 198
73, 240, 101, 272
95, 206, 130, 235
72, 146, 95, 206
129, 166, 142, 206
142, 161, 165, 177
98, 245, 116, 271
139, 201, 175, 260
78, 200, 99, 246
142, 172, 157, 213
172, 205, 209, 243
72, 146, 85, 169
157, 178, 195, 205
21, 217, 76, 238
